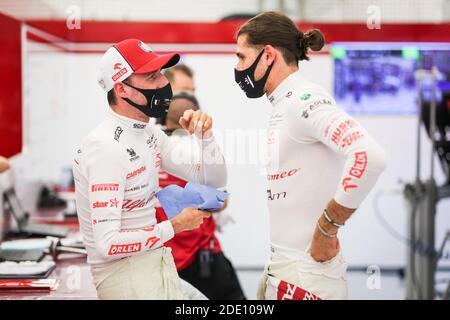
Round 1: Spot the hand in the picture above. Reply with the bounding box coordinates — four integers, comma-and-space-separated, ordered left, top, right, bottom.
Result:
0, 156, 10, 173
170, 207, 211, 234
310, 218, 340, 262
179, 110, 213, 139
217, 199, 229, 212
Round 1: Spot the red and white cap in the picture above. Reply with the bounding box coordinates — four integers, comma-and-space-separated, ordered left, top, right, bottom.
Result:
97, 39, 180, 92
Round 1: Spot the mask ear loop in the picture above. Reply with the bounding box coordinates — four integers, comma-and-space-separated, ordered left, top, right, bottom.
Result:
255, 48, 265, 61
254, 48, 274, 85
256, 47, 274, 68
121, 81, 142, 93
248, 49, 266, 74
120, 81, 151, 113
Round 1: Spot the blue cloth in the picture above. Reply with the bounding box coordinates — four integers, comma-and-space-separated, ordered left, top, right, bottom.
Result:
156, 182, 229, 219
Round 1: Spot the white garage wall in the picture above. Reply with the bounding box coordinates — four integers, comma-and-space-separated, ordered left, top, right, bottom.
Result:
12, 41, 450, 269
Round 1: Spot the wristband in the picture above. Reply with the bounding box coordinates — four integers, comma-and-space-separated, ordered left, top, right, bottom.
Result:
323, 209, 345, 228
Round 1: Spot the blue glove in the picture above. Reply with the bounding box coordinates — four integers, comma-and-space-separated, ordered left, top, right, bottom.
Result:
156, 182, 229, 219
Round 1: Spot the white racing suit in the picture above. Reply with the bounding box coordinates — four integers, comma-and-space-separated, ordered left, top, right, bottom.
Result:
73, 109, 226, 299
259, 70, 386, 299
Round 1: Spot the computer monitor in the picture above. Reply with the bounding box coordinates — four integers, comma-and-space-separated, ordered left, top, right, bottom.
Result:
0, 169, 14, 241
3, 187, 28, 229
332, 42, 450, 115
0, 190, 4, 243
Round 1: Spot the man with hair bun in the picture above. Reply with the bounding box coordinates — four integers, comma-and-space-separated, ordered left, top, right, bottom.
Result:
234, 11, 386, 299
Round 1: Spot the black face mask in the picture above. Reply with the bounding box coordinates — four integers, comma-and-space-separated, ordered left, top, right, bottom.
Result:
234, 50, 274, 99
122, 82, 173, 118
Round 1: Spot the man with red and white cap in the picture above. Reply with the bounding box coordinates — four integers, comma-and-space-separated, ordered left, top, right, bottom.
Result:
73, 39, 227, 299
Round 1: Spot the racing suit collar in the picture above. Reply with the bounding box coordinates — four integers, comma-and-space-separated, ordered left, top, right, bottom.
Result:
108, 108, 148, 133
267, 70, 302, 107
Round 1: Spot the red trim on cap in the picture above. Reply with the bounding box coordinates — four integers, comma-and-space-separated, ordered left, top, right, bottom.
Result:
113, 39, 180, 73
134, 53, 180, 73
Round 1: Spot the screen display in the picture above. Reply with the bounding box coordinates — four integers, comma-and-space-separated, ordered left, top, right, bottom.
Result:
4, 189, 26, 221
0, 196, 4, 242
332, 42, 450, 115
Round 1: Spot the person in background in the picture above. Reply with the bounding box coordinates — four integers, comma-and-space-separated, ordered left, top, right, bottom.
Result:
156, 67, 246, 300
165, 64, 196, 93
156, 64, 197, 127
